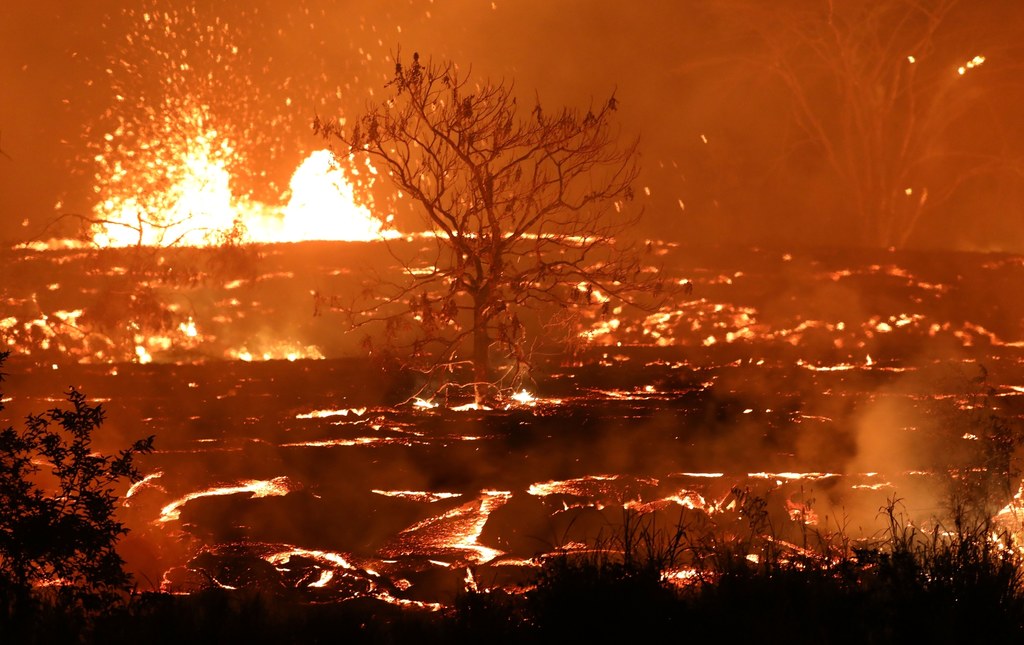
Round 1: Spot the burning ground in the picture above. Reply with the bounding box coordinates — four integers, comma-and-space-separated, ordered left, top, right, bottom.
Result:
3, 239, 1024, 608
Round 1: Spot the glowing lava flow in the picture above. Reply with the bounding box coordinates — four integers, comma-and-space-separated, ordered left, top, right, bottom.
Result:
295, 407, 368, 419
124, 470, 165, 506
158, 476, 296, 523
372, 490, 464, 503
528, 474, 659, 499
384, 491, 511, 564
264, 547, 357, 577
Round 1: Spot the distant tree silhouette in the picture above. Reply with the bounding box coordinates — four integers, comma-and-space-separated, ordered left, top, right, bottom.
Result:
316, 51, 668, 404
0, 351, 153, 611
722, 0, 1024, 247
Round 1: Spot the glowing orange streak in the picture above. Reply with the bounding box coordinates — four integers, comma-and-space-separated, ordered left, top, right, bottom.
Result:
279, 437, 418, 448
375, 591, 444, 612
394, 491, 511, 564
747, 472, 840, 481
265, 546, 356, 571
663, 566, 704, 588
372, 490, 463, 503
309, 570, 334, 588
295, 407, 368, 419
124, 470, 164, 505
528, 474, 659, 497
666, 491, 709, 510
157, 476, 295, 523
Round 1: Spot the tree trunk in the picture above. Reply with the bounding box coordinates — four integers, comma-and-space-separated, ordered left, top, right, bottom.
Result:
472, 304, 489, 406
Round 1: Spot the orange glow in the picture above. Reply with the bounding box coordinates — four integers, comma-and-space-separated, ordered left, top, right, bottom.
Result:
90, 104, 255, 248
90, 128, 392, 248
124, 470, 165, 505
385, 490, 511, 564
957, 54, 986, 75
226, 343, 325, 362
528, 474, 659, 499
295, 407, 368, 419
372, 490, 463, 503
277, 149, 395, 243
747, 471, 840, 481
509, 389, 536, 405
158, 476, 296, 523
265, 546, 355, 572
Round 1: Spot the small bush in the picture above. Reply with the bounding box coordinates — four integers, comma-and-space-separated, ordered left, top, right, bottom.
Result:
0, 351, 153, 636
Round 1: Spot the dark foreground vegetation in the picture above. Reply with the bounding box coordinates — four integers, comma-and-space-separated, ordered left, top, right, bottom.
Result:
3, 502, 1024, 643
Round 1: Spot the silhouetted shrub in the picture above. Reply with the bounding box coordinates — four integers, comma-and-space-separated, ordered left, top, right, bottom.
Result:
0, 351, 153, 638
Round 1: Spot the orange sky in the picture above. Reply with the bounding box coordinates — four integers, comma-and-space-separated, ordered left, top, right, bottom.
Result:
1, 1, 1022, 251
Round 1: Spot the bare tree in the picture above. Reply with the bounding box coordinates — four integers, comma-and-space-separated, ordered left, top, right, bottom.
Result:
722, 0, 1024, 248
316, 52, 664, 404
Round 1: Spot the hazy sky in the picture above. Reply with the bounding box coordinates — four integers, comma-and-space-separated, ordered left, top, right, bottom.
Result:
1, 1, 1021, 251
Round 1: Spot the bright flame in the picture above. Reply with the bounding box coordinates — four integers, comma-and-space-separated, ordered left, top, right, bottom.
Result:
265, 547, 355, 571
92, 115, 247, 248
179, 318, 198, 338
91, 133, 392, 247
510, 389, 536, 405
135, 345, 153, 364
276, 150, 391, 243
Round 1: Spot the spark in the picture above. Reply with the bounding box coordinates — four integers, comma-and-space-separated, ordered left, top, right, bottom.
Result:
178, 318, 198, 338
510, 389, 536, 405
957, 55, 985, 76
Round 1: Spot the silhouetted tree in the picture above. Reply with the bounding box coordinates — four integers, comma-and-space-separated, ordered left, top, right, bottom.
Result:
0, 351, 153, 611
721, 0, 1024, 247
316, 52, 666, 404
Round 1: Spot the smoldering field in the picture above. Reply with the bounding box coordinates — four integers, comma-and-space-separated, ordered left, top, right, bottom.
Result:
3, 239, 1024, 605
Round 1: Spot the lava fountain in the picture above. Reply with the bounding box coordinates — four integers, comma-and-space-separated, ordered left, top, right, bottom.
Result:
80, 3, 394, 250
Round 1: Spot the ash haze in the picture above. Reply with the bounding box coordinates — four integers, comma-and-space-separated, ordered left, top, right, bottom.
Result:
1, 0, 1023, 250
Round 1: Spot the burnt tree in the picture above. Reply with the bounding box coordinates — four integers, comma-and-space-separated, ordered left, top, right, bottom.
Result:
316, 52, 663, 404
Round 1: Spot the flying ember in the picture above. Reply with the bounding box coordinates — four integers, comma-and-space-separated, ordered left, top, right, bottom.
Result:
84, 4, 392, 249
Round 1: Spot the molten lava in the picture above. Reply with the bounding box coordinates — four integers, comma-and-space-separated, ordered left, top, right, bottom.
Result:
91, 144, 391, 248
158, 476, 296, 523
277, 149, 393, 243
